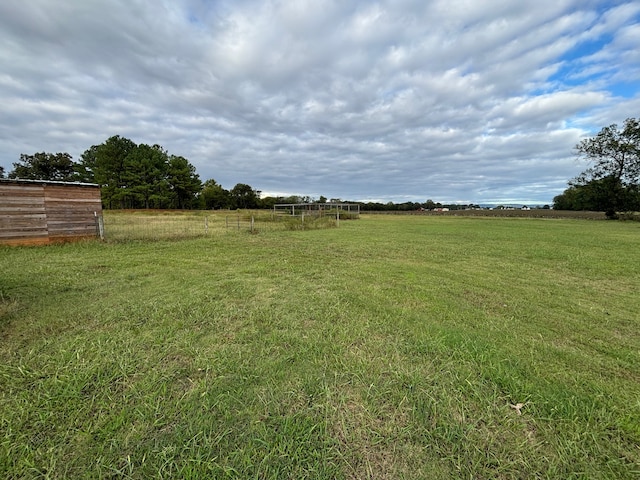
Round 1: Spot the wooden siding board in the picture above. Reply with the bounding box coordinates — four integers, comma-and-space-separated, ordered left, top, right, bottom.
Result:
44, 195, 101, 202
0, 196, 43, 203
0, 230, 49, 239
0, 214, 47, 222
0, 208, 47, 215
0, 185, 43, 195
0, 220, 48, 229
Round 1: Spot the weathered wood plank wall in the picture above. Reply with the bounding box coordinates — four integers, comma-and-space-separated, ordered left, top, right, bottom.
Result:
0, 180, 102, 246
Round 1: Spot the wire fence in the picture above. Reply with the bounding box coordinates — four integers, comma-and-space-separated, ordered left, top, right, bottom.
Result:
102, 211, 216, 241
100, 210, 342, 242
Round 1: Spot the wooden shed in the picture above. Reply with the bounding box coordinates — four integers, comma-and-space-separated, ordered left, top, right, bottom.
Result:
0, 179, 102, 246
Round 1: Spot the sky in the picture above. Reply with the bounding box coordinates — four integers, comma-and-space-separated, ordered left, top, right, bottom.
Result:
1, 0, 639, 205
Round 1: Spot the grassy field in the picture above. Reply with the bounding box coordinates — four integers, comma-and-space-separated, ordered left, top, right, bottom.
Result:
1, 214, 639, 479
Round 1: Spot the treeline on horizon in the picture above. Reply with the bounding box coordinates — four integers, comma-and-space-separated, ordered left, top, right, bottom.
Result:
3, 117, 639, 215
0, 135, 502, 212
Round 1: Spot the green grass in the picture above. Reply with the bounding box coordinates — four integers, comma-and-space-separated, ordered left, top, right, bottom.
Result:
1, 215, 639, 479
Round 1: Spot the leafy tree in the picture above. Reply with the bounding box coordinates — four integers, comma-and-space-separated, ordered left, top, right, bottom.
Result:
78, 136, 205, 209
230, 183, 260, 209
75, 145, 99, 183
81, 136, 137, 208
258, 196, 278, 209
166, 155, 202, 209
201, 179, 230, 209
553, 176, 640, 214
123, 144, 169, 208
0, 165, 5, 178
396, 201, 418, 211
8, 152, 76, 181
573, 118, 640, 216
553, 187, 581, 210
281, 195, 303, 204
361, 202, 382, 211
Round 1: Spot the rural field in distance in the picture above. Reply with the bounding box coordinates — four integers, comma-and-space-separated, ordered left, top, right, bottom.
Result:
1, 214, 639, 479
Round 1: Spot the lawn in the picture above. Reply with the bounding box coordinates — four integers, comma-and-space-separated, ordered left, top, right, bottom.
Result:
1, 214, 639, 479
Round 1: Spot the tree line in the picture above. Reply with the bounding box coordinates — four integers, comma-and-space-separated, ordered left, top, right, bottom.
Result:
553, 117, 640, 218
2, 135, 264, 210
2, 135, 478, 211
3, 119, 639, 215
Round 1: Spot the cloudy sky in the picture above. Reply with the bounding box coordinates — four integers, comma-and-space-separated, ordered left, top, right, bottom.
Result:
1, 0, 639, 204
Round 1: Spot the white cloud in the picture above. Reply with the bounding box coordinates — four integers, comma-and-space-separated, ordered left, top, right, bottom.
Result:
0, 0, 638, 203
